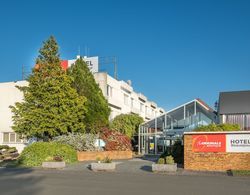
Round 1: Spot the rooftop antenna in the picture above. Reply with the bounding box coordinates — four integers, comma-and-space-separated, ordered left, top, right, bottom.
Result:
76, 46, 81, 59
85, 45, 87, 57
78, 46, 81, 56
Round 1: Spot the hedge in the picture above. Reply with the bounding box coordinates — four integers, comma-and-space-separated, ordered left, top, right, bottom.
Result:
194, 124, 241, 132
18, 142, 77, 167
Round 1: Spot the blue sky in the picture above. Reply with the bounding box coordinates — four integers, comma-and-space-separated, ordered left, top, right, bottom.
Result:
0, 0, 249, 110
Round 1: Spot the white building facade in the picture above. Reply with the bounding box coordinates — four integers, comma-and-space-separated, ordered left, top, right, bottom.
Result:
0, 56, 165, 152
0, 81, 28, 152
94, 72, 165, 121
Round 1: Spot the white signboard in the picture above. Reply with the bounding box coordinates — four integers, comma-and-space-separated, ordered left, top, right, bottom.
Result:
226, 134, 250, 153
83, 56, 99, 73
68, 56, 99, 73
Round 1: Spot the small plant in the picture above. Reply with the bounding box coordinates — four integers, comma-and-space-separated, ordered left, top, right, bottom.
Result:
101, 156, 112, 163
44, 156, 54, 162
157, 158, 165, 164
53, 156, 63, 162
165, 155, 175, 165
96, 157, 101, 163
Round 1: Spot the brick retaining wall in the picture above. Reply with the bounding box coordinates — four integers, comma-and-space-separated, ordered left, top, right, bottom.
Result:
184, 132, 250, 171
77, 151, 133, 161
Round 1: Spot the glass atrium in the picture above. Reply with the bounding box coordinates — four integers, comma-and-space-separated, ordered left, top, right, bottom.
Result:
138, 99, 217, 154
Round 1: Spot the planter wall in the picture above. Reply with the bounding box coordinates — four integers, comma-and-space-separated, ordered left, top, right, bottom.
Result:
42, 161, 66, 169
152, 163, 177, 172
77, 151, 132, 161
91, 162, 116, 171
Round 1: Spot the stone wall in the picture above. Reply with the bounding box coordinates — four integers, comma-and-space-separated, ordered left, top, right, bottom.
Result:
184, 132, 250, 171
77, 151, 133, 161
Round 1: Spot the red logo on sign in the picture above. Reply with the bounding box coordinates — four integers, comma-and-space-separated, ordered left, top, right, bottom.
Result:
192, 134, 226, 152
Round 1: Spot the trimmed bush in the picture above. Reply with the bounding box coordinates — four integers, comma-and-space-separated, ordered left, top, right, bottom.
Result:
100, 128, 132, 151
101, 156, 112, 163
160, 140, 184, 164
53, 133, 98, 151
18, 142, 77, 167
194, 124, 240, 132
157, 158, 165, 164
165, 155, 175, 165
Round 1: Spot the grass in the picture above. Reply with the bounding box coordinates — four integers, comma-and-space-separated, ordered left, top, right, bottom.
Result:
231, 170, 250, 176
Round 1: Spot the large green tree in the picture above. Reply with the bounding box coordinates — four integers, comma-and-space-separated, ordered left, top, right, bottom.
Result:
67, 58, 110, 133
11, 36, 87, 140
111, 113, 144, 138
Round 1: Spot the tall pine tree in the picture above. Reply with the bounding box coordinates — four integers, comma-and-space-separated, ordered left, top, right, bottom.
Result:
11, 36, 87, 140
68, 58, 110, 133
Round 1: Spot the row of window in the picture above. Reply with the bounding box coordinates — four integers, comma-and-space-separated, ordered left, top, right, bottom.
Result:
2, 132, 23, 143
107, 85, 161, 117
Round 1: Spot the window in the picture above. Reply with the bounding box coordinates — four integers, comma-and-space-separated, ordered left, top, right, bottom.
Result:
131, 98, 134, 108
2, 132, 23, 143
10, 133, 15, 142
140, 103, 144, 112
107, 85, 113, 97
124, 94, 129, 106
3, 133, 9, 143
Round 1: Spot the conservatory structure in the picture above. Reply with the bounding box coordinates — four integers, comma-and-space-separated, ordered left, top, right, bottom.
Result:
138, 99, 217, 155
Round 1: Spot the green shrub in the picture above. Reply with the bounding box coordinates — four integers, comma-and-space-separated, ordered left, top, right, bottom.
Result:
232, 170, 250, 176
101, 156, 112, 163
165, 155, 175, 165
157, 158, 165, 164
160, 140, 184, 164
171, 140, 184, 164
0, 145, 10, 150
53, 133, 98, 151
18, 142, 77, 167
194, 124, 240, 132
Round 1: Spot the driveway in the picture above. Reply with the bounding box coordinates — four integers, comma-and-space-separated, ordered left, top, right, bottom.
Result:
0, 159, 249, 195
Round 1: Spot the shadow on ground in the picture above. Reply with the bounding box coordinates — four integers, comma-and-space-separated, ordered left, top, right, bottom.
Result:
0, 168, 45, 195
140, 165, 152, 172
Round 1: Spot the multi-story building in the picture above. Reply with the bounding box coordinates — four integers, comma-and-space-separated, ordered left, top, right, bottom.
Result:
94, 72, 165, 121
0, 56, 165, 151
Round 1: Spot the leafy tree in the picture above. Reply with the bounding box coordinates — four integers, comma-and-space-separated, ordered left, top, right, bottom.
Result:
111, 113, 144, 138
67, 58, 110, 133
10, 36, 87, 140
